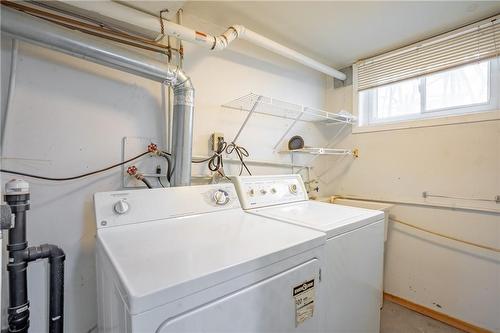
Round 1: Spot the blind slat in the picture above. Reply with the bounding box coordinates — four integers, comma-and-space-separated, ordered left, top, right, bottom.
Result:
358, 32, 497, 76
357, 16, 499, 91
358, 44, 497, 85
359, 23, 498, 70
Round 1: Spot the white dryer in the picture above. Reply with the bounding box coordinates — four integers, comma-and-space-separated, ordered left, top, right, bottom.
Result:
93, 183, 326, 333
233, 175, 385, 333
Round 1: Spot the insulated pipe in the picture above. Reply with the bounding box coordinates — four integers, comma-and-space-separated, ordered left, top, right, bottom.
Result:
51, 0, 346, 80
1, 7, 194, 186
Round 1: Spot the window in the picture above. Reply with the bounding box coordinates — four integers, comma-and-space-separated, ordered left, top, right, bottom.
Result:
355, 15, 499, 128
358, 59, 498, 126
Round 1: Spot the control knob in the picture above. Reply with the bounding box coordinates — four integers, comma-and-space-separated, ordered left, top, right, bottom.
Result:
113, 200, 130, 215
289, 184, 298, 194
213, 189, 230, 205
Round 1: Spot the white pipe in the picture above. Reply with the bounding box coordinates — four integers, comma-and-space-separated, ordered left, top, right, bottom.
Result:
54, 0, 346, 80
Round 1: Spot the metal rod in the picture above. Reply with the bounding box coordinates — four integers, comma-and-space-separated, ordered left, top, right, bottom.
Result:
422, 191, 500, 203
192, 155, 311, 169
332, 194, 500, 214
272, 108, 304, 151
231, 95, 263, 144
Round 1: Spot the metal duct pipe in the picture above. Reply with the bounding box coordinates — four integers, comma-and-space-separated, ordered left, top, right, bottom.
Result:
0, 6, 194, 186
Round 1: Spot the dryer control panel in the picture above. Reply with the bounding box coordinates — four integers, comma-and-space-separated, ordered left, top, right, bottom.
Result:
232, 175, 308, 209
94, 183, 240, 229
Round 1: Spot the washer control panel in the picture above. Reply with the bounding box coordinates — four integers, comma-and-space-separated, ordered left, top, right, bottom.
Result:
232, 175, 308, 209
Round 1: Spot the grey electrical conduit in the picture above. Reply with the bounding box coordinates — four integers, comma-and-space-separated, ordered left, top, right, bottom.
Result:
1, 39, 18, 156
0, 6, 194, 186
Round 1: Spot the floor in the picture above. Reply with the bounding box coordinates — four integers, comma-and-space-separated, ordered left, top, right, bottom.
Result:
381, 300, 465, 333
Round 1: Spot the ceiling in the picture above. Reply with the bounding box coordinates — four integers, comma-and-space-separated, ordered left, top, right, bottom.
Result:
128, 1, 500, 68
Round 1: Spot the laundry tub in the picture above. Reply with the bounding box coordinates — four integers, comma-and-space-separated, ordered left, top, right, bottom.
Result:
327, 198, 393, 242
316, 196, 393, 308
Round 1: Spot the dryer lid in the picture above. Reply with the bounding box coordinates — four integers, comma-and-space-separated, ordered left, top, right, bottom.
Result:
251, 200, 384, 238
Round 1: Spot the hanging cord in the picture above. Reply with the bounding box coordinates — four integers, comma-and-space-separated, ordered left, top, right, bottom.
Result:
191, 140, 228, 179
158, 9, 169, 36
391, 217, 500, 253
0, 151, 149, 181
226, 142, 251, 176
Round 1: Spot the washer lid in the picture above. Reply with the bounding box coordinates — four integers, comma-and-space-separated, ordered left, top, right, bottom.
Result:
251, 200, 384, 238
97, 209, 325, 315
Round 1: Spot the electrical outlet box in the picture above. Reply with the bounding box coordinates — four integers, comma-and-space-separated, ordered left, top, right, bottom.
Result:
210, 132, 224, 152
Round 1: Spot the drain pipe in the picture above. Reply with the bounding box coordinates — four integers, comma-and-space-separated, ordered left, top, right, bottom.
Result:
3, 179, 66, 333
47, 0, 346, 80
0, 6, 194, 186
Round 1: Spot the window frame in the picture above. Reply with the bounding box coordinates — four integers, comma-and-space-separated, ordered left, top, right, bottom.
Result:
353, 58, 500, 133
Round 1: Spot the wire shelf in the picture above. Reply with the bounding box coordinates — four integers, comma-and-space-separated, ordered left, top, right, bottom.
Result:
221, 93, 356, 124
280, 148, 359, 157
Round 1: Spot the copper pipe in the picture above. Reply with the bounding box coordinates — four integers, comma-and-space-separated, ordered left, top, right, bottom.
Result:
37, 16, 170, 55
1, 1, 179, 56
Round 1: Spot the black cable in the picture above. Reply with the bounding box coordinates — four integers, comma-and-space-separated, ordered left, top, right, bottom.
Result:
158, 152, 172, 182
0, 151, 150, 181
158, 177, 166, 188
191, 140, 251, 178
141, 178, 153, 189
226, 142, 251, 176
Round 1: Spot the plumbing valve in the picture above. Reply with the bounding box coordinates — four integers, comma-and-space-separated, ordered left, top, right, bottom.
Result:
127, 165, 144, 180
147, 143, 159, 154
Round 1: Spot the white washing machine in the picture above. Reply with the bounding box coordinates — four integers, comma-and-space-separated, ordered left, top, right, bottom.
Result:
233, 175, 385, 333
93, 183, 327, 333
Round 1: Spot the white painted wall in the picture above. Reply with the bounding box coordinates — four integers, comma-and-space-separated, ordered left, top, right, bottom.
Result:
3, 7, 497, 333
322, 83, 500, 332
0, 12, 329, 333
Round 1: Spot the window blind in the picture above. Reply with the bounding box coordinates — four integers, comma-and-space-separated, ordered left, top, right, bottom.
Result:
356, 15, 499, 91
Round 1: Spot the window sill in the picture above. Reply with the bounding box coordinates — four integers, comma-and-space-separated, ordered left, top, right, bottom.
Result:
352, 109, 500, 134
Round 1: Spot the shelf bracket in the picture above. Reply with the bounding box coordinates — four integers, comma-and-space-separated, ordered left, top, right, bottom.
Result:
272, 107, 305, 151
231, 95, 263, 144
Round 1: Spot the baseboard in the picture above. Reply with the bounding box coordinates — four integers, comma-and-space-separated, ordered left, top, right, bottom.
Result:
383, 292, 493, 333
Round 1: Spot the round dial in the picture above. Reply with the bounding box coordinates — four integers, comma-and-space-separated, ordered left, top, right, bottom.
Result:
213, 189, 230, 205
113, 200, 130, 215
289, 184, 298, 194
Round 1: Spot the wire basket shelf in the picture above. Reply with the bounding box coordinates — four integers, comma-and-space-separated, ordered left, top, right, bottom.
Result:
221, 93, 356, 124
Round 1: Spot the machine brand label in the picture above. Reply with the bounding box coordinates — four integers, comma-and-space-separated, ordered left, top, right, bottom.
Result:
293, 279, 315, 327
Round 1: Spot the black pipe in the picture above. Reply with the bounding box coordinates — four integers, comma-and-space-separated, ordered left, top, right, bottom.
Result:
5, 192, 30, 333
25, 245, 65, 333
4, 181, 65, 333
